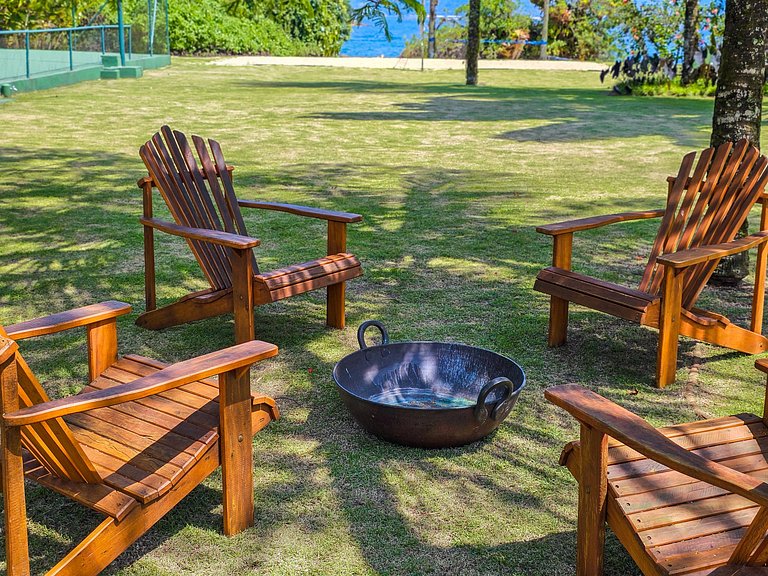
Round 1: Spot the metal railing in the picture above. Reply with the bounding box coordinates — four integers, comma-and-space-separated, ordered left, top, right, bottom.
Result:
0, 24, 132, 81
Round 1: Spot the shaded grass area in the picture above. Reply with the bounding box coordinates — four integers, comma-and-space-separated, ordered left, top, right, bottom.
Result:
1, 59, 767, 575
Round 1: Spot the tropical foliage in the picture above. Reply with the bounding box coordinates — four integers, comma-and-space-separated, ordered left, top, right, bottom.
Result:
169, 0, 308, 55
225, 0, 351, 56
350, 0, 424, 41
0, 0, 351, 56
602, 0, 726, 96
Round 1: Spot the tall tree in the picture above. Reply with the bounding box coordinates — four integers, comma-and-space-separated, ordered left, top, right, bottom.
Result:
465, 0, 480, 85
427, 0, 437, 57
710, 0, 768, 283
680, 0, 700, 85
539, 0, 548, 59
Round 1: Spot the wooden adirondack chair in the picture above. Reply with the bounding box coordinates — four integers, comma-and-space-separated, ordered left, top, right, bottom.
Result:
0, 301, 279, 576
534, 140, 768, 387
546, 373, 768, 576
136, 125, 364, 344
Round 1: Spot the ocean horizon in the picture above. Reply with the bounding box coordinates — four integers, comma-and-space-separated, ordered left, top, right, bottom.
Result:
340, 0, 538, 58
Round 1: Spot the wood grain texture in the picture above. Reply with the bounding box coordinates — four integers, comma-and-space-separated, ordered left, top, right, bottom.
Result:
548, 383, 768, 576
139, 217, 261, 249
6, 301, 131, 341
1, 354, 30, 576
86, 319, 118, 381
576, 424, 608, 576
545, 385, 768, 506
137, 126, 364, 339
657, 266, 684, 388
536, 209, 665, 236
751, 201, 768, 333
231, 247, 255, 344
141, 179, 157, 312
327, 221, 348, 329
547, 233, 572, 346
656, 231, 768, 268
239, 199, 363, 223
5, 341, 278, 426
1, 315, 280, 574
219, 368, 254, 535
534, 140, 768, 386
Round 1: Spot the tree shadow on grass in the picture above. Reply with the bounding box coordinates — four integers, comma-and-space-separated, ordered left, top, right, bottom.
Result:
233, 79, 715, 148
3, 144, 765, 575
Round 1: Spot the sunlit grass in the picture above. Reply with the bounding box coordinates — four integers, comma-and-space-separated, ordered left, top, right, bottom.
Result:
1, 57, 767, 575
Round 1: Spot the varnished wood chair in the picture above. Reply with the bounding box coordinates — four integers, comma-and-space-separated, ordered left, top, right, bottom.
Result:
546, 372, 768, 576
136, 126, 364, 344
534, 140, 768, 387
1, 301, 279, 576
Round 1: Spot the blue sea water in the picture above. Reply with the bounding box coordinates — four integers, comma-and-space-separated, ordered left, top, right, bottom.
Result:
340, 0, 538, 57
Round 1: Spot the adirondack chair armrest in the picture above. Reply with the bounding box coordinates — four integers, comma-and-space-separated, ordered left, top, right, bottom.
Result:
545, 384, 768, 508
237, 200, 363, 224
3, 340, 279, 427
536, 209, 666, 236
5, 301, 133, 341
656, 231, 768, 269
140, 217, 261, 249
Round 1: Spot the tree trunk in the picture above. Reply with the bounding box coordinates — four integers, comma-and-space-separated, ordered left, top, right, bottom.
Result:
428, 0, 437, 58
465, 0, 480, 85
540, 0, 549, 60
681, 0, 699, 85
710, 0, 768, 285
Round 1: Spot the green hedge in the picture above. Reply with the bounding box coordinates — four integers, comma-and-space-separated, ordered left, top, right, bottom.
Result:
168, 0, 310, 55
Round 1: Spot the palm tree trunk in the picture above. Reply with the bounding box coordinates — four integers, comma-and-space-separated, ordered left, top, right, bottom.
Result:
428, 0, 437, 58
465, 0, 480, 85
710, 0, 768, 284
681, 0, 699, 86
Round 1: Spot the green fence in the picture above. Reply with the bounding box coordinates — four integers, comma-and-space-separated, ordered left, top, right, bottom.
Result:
0, 0, 169, 84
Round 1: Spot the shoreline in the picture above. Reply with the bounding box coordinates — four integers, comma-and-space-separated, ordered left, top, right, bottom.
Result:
210, 56, 605, 71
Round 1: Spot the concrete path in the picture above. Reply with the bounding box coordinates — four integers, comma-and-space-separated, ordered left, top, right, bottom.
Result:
211, 55, 605, 72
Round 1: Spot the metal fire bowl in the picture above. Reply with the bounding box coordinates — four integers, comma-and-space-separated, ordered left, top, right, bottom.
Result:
332, 321, 526, 448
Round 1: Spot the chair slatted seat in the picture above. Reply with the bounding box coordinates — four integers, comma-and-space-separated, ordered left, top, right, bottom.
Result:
534, 140, 768, 387
0, 302, 279, 575
546, 373, 768, 576
136, 126, 364, 343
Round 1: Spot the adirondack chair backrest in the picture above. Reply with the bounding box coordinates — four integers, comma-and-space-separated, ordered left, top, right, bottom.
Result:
139, 126, 260, 292
639, 139, 768, 309
0, 325, 101, 484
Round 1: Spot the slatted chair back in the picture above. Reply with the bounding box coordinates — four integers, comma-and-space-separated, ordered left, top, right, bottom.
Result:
639, 139, 768, 309
139, 125, 259, 292
0, 325, 101, 484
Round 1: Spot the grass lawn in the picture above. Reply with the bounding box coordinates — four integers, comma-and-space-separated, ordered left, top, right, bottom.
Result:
2, 57, 768, 575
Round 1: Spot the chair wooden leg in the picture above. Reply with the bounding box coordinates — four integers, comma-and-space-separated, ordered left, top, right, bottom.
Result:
2, 426, 30, 576
231, 248, 255, 344
326, 283, 345, 329
326, 221, 349, 329
657, 267, 684, 388
548, 233, 573, 347
86, 318, 118, 381
548, 296, 569, 346
142, 181, 157, 313
219, 367, 254, 536
1, 356, 30, 576
577, 423, 608, 576
752, 242, 768, 334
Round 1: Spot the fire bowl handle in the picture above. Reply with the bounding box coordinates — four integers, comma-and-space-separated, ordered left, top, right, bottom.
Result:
474, 377, 515, 425
357, 320, 390, 350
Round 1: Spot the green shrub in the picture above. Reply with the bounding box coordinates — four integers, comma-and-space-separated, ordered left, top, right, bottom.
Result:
168, 0, 307, 55
225, 0, 351, 57
621, 77, 718, 97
